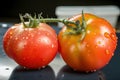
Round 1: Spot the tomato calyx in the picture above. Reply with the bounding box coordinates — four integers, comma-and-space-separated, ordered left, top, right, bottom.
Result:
20, 12, 87, 40
19, 13, 40, 28
64, 11, 86, 40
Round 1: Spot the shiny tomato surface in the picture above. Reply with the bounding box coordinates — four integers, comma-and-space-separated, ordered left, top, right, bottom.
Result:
3, 23, 58, 69
58, 13, 117, 72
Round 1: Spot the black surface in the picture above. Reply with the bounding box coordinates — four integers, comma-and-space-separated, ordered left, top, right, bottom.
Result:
0, 23, 120, 80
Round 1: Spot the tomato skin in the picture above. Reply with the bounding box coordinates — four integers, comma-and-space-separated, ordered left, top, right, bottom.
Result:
3, 23, 58, 69
58, 13, 117, 72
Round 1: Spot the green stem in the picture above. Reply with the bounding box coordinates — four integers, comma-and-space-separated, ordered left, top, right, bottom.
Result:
20, 13, 77, 28
20, 13, 86, 40
37, 18, 77, 27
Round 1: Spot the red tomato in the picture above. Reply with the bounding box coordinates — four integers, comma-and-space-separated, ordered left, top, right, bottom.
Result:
58, 13, 117, 72
3, 22, 58, 69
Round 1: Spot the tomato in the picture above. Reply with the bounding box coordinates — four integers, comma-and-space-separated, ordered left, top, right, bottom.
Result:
3, 22, 58, 69
58, 13, 117, 72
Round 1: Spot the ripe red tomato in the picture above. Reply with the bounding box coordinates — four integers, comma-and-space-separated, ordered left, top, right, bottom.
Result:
3, 22, 58, 69
58, 13, 117, 72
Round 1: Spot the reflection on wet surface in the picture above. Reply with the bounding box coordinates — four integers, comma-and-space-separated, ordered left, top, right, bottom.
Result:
9, 66, 55, 80
56, 65, 106, 80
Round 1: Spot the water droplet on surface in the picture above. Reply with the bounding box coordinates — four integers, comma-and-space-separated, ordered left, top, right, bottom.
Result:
104, 32, 110, 38
87, 30, 90, 34
86, 44, 89, 47
22, 37, 25, 39
15, 37, 18, 40
10, 32, 13, 35
112, 53, 114, 56
10, 36, 13, 39
31, 34, 34, 37
52, 44, 54, 48
106, 62, 109, 65
110, 33, 116, 41
25, 37, 28, 39
93, 70, 96, 72
23, 67, 26, 69
106, 50, 109, 54
95, 45, 98, 48
46, 33, 50, 36
42, 66, 46, 68
98, 41, 101, 44
24, 28, 28, 31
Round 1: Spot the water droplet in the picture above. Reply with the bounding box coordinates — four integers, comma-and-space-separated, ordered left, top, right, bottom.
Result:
24, 28, 28, 31
10, 32, 13, 35
112, 53, 114, 56
23, 67, 26, 69
106, 49, 109, 54
52, 44, 54, 48
42, 66, 46, 68
10, 36, 13, 39
95, 45, 98, 48
31, 34, 34, 37
104, 32, 110, 38
90, 70, 96, 72
92, 69, 96, 72
110, 33, 116, 41
22, 37, 25, 39
86, 44, 89, 47
25, 37, 28, 39
98, 41, 101, 44
106, 62, 109, 65
15, 37, 18, 40
87, 30, 90, 34
47, 33, 50, 36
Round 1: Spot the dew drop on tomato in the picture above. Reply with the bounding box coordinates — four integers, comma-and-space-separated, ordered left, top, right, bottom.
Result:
42, 58, 46, 62
22, 37, 25, 39
98, 41, 101, 45
110, 33, 116, 41
42, 66, 46, 68
25, 37, 29, 39
104, 32, 110, 38
105, 49, 110, 55
10, 32, 13, 35
52, 44, 54, 48
95, 45, 98, 48
92, 70, 96, 72
15, 37, 18, 40
46, 33, 50, 36
86, 44, 90, 48
112, 53, 114, 56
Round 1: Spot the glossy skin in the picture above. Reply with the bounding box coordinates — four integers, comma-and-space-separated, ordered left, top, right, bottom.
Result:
3, 23, 58, 69
58, 13, 117, 72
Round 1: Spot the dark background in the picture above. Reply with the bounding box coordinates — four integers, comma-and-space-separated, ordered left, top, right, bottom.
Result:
0, 0, 120, 26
